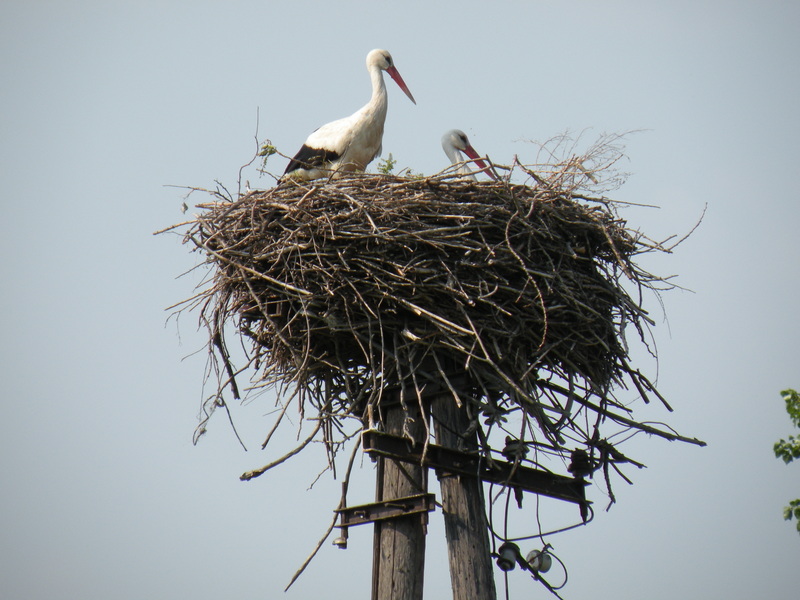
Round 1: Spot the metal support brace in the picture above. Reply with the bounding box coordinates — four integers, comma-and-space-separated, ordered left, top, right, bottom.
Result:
333, 493, 437, 548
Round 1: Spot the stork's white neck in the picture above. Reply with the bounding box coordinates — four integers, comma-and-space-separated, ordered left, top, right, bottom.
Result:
364, 63, 388, 115
443, 144, 461, 165
442, 142, 476, 180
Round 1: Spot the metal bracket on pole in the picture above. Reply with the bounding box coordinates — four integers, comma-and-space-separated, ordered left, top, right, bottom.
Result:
333, 493, 437, 549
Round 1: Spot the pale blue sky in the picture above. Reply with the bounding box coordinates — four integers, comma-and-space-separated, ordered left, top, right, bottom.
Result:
1, 1, 799, 598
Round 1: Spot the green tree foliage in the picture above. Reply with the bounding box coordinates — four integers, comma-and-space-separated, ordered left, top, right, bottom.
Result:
376, 153, 397, 175
258, 140, 277, 169
774, 389, 800, 533
782, 388, 800, 427
376, 153, 424, 178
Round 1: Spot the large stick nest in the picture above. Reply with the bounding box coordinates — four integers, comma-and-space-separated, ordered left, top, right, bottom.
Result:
198, 177, 639, 398
176, 161, 704, 465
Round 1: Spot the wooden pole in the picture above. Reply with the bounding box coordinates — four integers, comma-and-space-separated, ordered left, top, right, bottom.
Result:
431, 393, 497, 600
372, 402, 428, 600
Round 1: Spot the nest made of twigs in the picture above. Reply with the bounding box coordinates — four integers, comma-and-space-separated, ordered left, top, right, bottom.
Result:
172, 164, 706, 466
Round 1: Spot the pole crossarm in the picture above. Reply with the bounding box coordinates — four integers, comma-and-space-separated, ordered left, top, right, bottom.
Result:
362, 430, 589, 507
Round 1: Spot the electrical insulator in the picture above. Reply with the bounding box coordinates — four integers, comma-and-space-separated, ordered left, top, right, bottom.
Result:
496, 542, 520, 571
526, 548, 553, 573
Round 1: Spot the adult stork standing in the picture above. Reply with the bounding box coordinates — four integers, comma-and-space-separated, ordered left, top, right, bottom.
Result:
441, 129, 496, 180
281, 49, 416, 182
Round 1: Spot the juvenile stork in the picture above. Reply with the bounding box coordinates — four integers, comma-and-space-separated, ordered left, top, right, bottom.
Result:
281, 49, 416, 182
441, 129, 496, 180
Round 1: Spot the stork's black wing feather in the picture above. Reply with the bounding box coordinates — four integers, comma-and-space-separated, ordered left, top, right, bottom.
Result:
283, 144, 341, 176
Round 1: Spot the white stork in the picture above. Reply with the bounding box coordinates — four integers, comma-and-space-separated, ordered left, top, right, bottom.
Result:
441, 129, 496, 180
281, 49, 416, 182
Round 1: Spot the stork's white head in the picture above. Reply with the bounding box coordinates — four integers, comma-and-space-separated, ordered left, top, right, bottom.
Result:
442, 129, 473, 155
441, 129, 497, 180
367, 49, 416, 104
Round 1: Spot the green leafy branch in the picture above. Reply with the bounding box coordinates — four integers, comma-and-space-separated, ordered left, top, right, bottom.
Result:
784, 500, 800, 528
376, 153, 423, 178
376, 153, 397, 175
774, 388, 800, 533
782, 388, 800, 428
259, 140, 277, 169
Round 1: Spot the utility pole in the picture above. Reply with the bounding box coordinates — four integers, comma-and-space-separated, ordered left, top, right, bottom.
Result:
365, 382, 498, 600
431, 393, 497, 600
371, 400, 428, 600
360, 387, 587, 600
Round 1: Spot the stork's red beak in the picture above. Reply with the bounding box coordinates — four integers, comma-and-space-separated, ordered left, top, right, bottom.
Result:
386, 66, 416, 105
461, 144, 497, 180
